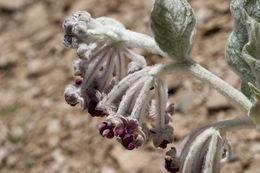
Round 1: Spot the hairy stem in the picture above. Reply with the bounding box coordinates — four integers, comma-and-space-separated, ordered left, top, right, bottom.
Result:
212, 117, 256, 132
186, 58, 252, 113
150, 58, 252, 113
88, 27, 168, 57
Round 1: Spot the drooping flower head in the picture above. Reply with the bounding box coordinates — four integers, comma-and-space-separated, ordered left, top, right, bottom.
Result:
96, 68, 174, 149
63, 11, 146, 117
164, 125, 231, 173
62, 11, 174, 151
98, 115, 147, 150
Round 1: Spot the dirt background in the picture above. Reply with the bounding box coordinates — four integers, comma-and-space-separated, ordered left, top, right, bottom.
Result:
0, 0, 260, 173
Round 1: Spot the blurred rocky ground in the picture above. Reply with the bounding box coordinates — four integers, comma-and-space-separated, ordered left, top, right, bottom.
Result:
0, 0, 259, 173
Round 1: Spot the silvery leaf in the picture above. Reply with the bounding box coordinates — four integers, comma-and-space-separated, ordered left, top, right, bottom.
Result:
226, 0, 260, 102
243, 0, 260, 22
249, 101, 260, 127
230, 0, 247, 29
242, 12, 260, 88
150, 0, 196, 60
249, 105, 260, 128
248, 82, 260, 99
225, 32, 256, 102
248, 83, 260, 127
231, 0, 260, 27
243, 11, 260, 61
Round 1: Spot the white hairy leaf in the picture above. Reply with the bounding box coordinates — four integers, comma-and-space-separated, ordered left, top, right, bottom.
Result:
226, 0, 260, 102
150, 0, 196, 60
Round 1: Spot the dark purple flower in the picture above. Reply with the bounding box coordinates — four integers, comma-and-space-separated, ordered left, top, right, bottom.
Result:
87, 100, 106, 117
122, 134, 133, 144
126, 142, 135, 150
98, 122, 114, 139
102, 129, 114, 138
115, 128, 127, 137
113, 116, 146, 150
165, 157, 179, 173
75, 78, 82, 85
98, 122, 107, 132
159, 140, 170, 149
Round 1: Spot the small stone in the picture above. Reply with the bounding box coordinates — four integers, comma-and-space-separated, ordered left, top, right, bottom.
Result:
250, 143, 260, 153
0, 0, 26, 10
196, 7, 214, 24
244, 159, 260, 173
6, 154, 19, 167
175, 92, 193, 113
47, 135, 59, 148
22, 2, 49, 35
206, 90, 231, 114
0, 55, 17, 70
0, 121, 8, 144
52, 149, 65, 165
101, 167, 116, 173
46, 119, 61, 134
10, 126, 24, 139
0, 148, 7, 166
110, 146, 149, 171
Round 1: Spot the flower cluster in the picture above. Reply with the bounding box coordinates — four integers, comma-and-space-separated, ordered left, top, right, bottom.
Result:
63, 11, 146, 116
63, 11, 174, 150
164, 126, 231, 173
95, 69, 174, 149
98, 116, 146, 150
61, 1, 260, 171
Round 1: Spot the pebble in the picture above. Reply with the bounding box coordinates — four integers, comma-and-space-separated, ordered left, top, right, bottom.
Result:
0, 0, 26, 10
206, 90, 230, 112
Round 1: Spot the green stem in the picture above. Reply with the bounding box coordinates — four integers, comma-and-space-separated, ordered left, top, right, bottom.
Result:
88, 27, 168, 57
150, 59, 252, 113
186, 58, 252, 113
212, 117, 256, 132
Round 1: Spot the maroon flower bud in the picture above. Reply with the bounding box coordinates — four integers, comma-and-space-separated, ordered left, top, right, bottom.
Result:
126, 142, 135, 150
102, 129, 114, 138
75, 78, 82, 85
98, 122, 107, 133
122, 134, 133, 144
64, 91, 80, 106
159, 140, 169, 149
165, 157, 179, 173
115, 128, 127, 137
98, 122, 114, 139
88, 100, 106, 117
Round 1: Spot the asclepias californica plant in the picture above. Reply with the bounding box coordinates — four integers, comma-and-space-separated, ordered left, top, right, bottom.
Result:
62, 0, 260, 172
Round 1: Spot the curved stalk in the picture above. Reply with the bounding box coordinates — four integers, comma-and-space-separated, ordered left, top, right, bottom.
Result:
186, 58, 252, 112
150, 59, 252, 113
88, 27, 168, 57
212, 117, 256, 132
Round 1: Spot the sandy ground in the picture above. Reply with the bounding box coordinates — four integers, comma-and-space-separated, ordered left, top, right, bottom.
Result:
0, 0, 260, 173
